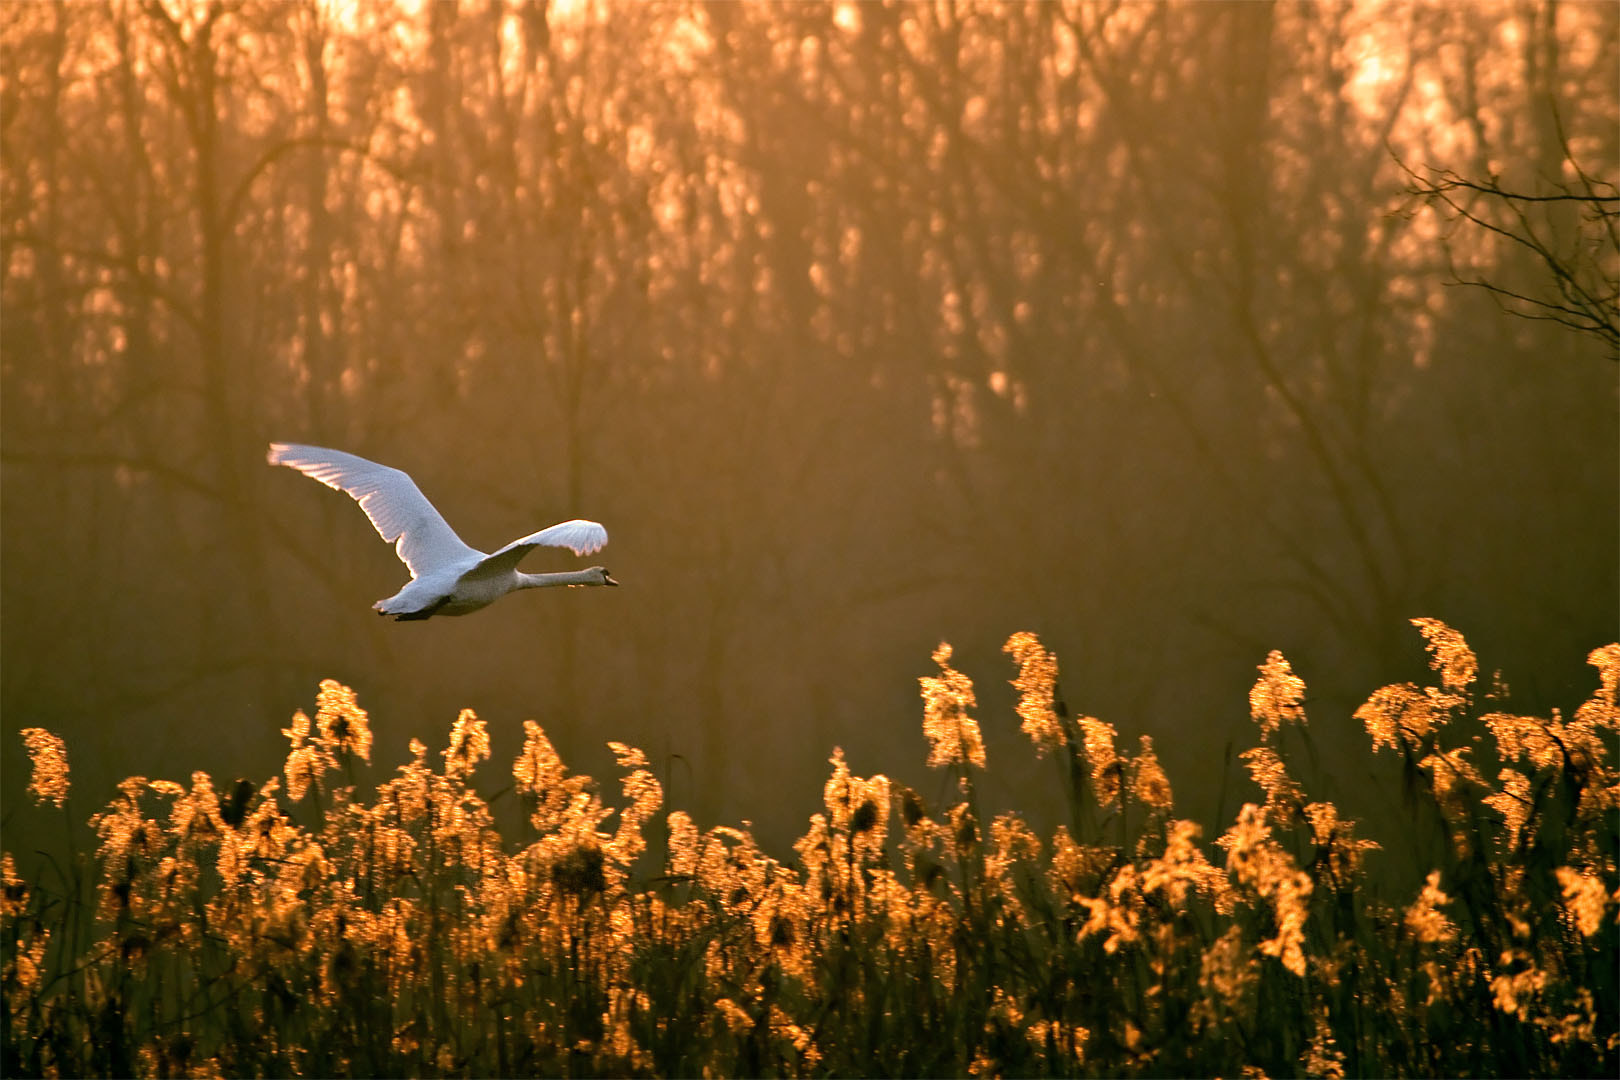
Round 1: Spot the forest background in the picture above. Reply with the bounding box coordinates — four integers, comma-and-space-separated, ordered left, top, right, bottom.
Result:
2, 0, 1616, 860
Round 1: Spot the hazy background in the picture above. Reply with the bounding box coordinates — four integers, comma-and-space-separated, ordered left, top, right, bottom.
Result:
3, 0, 1615, 858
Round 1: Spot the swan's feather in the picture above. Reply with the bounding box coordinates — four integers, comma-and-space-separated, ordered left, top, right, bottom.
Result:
267, 443, 480, 579
467, 519, 608, 581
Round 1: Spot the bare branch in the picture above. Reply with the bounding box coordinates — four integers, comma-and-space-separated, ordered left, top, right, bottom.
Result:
1396, 148, 1620, 357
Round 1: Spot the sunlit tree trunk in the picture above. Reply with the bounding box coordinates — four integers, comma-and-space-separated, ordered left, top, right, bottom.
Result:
297, 0, 335, 441
146, 0, 279, 702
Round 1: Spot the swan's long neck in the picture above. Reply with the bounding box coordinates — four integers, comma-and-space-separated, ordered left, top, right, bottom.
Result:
516, 569, 601, 589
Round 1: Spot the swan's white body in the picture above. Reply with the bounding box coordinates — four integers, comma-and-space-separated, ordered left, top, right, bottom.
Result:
268, 443, 616, 620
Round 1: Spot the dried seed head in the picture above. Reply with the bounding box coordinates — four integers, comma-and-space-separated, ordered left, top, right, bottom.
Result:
902, 787, 926, 827
20, 728, 69, 808
217, 779, 254, 829
552, 844, 607, 897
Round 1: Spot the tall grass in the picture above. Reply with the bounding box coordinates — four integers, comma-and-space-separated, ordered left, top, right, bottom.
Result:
4, 620, 1616, 1077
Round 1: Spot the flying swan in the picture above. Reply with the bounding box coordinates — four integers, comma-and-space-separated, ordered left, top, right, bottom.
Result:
268, 442, 617, 620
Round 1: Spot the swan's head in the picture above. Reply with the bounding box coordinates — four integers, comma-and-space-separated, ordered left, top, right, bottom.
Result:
588, 566, 619, 587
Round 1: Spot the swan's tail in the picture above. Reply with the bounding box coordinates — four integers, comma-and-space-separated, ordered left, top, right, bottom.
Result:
375, 595, 449, 621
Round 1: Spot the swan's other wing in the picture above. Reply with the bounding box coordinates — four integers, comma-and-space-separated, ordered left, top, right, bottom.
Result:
267, 443, 480, 578
465, 519, 608, 581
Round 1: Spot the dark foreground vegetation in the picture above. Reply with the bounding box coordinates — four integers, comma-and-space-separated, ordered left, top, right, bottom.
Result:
4, 620, 1617, 1078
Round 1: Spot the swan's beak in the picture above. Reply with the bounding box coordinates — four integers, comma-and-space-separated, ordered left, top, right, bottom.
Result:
603, 572, 620, 586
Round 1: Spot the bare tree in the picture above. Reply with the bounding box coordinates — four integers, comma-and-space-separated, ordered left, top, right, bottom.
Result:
1400, 135, 1619, 356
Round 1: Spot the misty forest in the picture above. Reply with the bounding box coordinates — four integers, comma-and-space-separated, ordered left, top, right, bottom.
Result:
2, 1, 1617, 1077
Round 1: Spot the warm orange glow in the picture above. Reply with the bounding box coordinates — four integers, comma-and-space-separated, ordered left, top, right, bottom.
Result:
2, 0, 1615, 1067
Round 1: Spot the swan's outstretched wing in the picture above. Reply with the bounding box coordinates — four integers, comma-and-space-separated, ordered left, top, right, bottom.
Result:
465, 519, 608, 582
268, 443, 480, 578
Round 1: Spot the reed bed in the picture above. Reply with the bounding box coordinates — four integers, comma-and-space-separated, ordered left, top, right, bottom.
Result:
4, 620, 1616, 1077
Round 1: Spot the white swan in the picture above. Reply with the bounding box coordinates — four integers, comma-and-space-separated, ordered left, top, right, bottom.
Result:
268, 442, 617, 620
